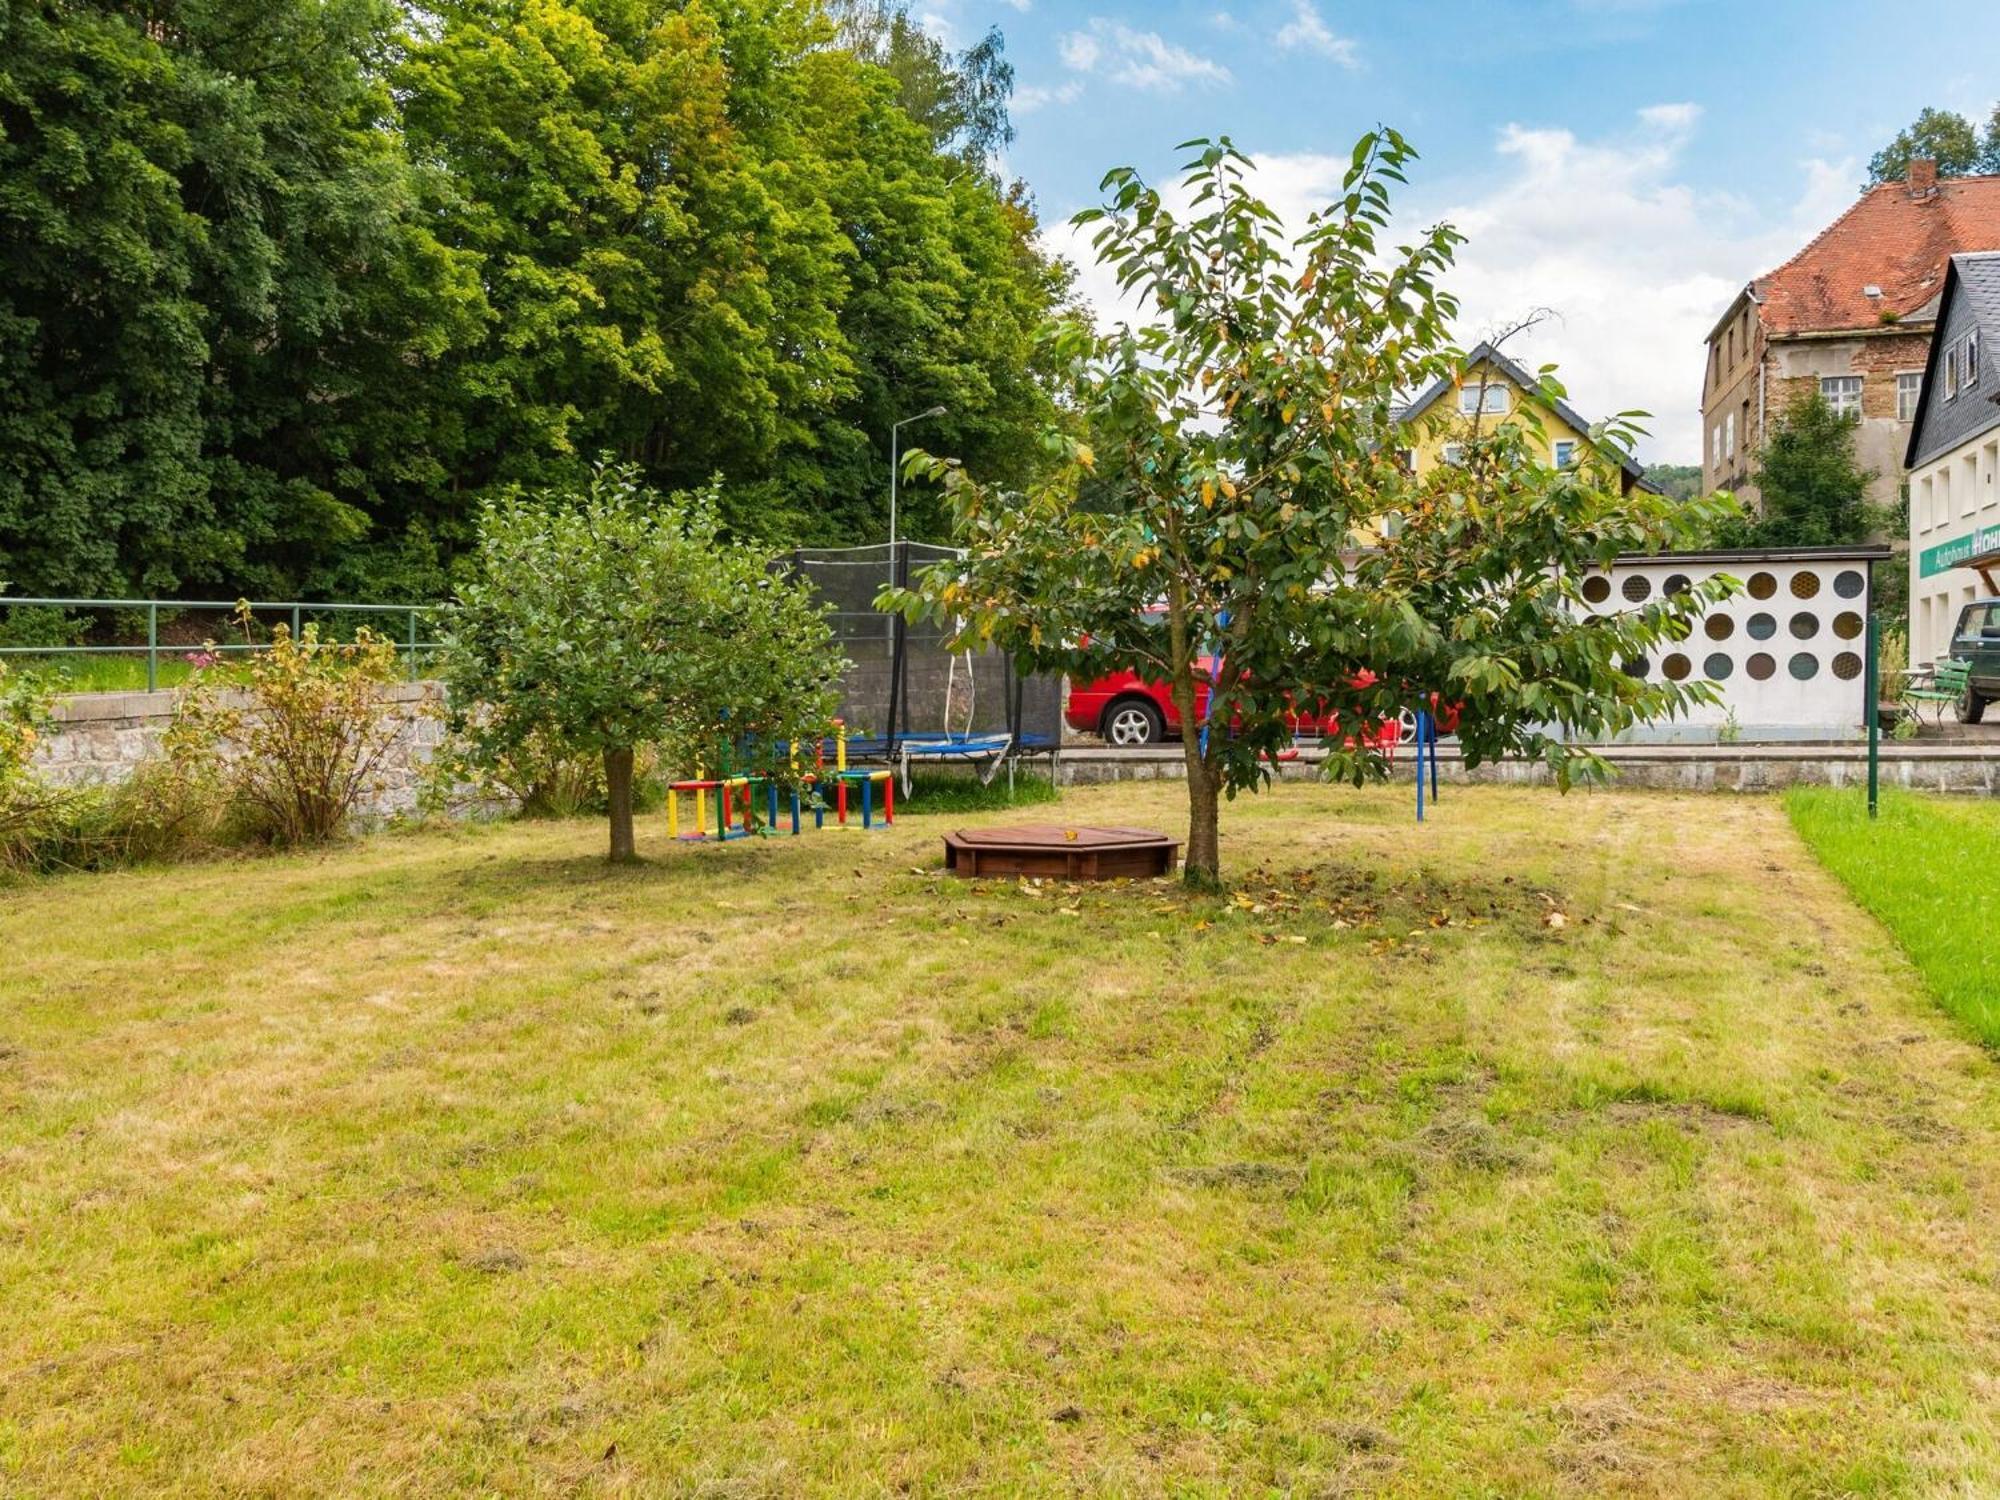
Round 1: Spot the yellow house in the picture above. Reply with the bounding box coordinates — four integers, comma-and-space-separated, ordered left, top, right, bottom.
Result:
1390, 341, 1655, 495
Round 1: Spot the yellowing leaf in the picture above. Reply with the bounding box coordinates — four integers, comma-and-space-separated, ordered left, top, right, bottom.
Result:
1075, 443, 1096, 471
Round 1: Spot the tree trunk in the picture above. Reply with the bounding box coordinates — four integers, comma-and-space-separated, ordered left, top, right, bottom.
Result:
1168, 660, 1223, 888
604, 745, 638, 863
1182, 757, 1222, 888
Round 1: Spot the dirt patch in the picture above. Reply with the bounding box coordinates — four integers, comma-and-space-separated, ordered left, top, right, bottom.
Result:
1162, 1161, 1307, 1193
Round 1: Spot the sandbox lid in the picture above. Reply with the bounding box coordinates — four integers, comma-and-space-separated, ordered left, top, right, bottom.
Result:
942, 825, 1181, 879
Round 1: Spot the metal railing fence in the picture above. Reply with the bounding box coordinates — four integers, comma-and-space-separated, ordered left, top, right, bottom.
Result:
0, 597, 443, 690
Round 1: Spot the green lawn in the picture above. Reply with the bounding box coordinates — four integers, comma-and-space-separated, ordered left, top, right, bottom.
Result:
1, 652, 196, 694
1787, 788, 2000, 1047
5, 783, 2000, 1495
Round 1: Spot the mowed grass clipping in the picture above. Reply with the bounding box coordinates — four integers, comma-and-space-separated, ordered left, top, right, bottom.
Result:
1787, 788, 2000, 1046
6, 783, 2000, 1495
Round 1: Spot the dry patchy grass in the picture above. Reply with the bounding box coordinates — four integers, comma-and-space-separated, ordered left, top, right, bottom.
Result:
3, 782, 1999, 1495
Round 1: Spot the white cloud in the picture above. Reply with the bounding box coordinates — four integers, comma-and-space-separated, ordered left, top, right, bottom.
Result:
1636, 101, 1700, 133
1058, 19, 1232, 92
1058, 29, 1102, 72
1044, 106, 1861, 462
1013, 79, 1084, 114
1274, 1, 1359, 67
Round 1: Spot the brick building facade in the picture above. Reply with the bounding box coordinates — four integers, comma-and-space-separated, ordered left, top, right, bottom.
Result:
1700, 162, 2000, 517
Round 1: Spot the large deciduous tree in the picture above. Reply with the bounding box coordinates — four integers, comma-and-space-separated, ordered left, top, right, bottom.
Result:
1867, 104, 2000, 184
1723, 392, 1881, 548
894, 136, 1736, 886
441, 464, 844, 863
0, 0, 482, 598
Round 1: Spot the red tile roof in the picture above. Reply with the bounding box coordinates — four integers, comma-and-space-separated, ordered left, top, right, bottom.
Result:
1754, 174, 2000, 336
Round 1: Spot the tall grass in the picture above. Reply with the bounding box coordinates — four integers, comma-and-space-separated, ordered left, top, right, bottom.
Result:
1786, 788, 2000, 1046
896, 767, 1060, 813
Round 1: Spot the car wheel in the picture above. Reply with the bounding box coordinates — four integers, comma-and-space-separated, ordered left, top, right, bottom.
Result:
1958, 686, 1989, 725
1103, 699, 1165, 747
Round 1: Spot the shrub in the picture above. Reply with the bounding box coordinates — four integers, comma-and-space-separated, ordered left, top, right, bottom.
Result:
176, 604, 409, 845
0, 657, 62, 868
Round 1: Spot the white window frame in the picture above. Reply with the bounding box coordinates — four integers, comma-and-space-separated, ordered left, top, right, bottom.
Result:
1896, 371, 1923, 422
1724, 412, 1735, 457
1440, 442, 1466, 466
1946, 347, 1961, 400
1553, 439, 1577, 469
1457, 383, 1508, 416
1820, 375, 1862, 418
1968, 329, 1982, 388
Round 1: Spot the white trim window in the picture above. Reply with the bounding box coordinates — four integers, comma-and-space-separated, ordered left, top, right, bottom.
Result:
1724, 412, 1735, 457
1967, 329, 1982, 388
1440, 442, 1467, 466
1946, 346, 1961, 401
1553, 439, 1577, 469
1456, 383, 1509, 416
1820, 375, 1862, 418
1897, 371, 1923, 422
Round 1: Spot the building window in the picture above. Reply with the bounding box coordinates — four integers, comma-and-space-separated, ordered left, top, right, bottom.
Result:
1946, 346, 1960, 400
1897, 371, 1923, 422
1968, 329, 1982, 388
1820, 375, 1862, 418
1724, 412, 1735, 457
1553, 440, 1576, 469
1394, 447, 1415, 473
1457, 383, 1508, 416
1711, 425, 1724, 470
1440, 442, 1466, 466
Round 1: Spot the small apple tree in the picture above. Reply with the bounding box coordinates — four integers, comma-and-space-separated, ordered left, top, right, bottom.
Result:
443, 465, 845, 862
892, 134, 1735, 885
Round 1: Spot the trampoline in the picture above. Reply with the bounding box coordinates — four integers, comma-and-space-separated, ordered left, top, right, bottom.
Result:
774, 542, 1063, 791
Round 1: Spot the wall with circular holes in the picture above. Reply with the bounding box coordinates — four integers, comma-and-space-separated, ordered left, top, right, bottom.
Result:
1576, 552, 1878, 741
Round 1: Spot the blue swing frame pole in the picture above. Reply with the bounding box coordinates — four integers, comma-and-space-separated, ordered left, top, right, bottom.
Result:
1415, 709, 1430, 822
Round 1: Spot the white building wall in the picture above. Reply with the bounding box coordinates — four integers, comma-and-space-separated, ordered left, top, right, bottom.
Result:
1582, 556, 1875, 741
1909, 432, 2000, 667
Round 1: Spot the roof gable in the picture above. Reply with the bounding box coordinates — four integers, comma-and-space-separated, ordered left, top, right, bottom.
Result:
1396, 342, 1653, 489
1754, 174, 2000, 337
1904, 253, 2000, 469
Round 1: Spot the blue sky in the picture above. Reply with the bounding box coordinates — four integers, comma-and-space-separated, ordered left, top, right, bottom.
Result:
916, 0, 2000, 461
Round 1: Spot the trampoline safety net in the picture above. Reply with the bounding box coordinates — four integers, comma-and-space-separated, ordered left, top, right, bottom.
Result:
775, 542, 1063, 760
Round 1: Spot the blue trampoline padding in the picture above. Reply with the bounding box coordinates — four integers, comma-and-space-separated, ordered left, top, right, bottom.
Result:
899, 733, 1013, 756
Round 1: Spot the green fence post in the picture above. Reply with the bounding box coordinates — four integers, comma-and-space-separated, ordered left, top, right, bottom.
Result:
292, 604, 301, 641
1865, 611, 1880, 820
147, 602, 158, 692
409, 609, 419, 681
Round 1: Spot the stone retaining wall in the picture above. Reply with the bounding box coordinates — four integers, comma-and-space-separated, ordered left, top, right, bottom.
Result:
1055, 743, 2000, 795
31, 683, 447, 820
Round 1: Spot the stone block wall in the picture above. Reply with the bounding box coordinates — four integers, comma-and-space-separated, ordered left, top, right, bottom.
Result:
30, 682, 448, 821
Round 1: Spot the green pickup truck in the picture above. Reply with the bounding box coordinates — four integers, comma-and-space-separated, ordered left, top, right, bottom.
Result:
1944, 599, 2000, 723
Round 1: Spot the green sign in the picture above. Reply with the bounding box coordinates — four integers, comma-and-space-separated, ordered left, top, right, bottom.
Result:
1920, 524, 2000, 578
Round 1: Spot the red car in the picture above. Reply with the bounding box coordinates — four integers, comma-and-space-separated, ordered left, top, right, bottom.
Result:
1067, 661, 1455, 750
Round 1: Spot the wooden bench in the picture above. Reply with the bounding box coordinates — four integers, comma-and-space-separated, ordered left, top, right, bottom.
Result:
1905, 659, 1972, 722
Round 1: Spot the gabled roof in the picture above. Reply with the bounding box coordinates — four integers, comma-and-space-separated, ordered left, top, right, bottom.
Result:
1751, 174, 2000, 337
1903, 252, 2000, 469
1396, 341, 1655, 491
